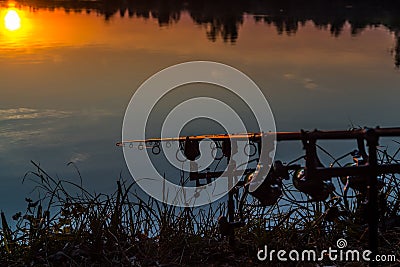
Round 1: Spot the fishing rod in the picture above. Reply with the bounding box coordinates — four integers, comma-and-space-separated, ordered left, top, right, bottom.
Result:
117, 127, 400, 146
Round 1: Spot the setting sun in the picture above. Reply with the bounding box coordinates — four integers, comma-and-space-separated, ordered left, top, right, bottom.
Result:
4, 10, 21, 31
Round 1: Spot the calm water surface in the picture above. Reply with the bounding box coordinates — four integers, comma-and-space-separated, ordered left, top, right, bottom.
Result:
1, 0, 400, 214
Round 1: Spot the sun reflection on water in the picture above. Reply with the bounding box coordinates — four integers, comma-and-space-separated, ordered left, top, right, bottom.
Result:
1, 4, 32, 41
4, 9, 21, 31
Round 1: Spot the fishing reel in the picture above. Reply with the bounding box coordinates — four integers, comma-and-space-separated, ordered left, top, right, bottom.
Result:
219, 161, 296, 237
183, 136, 201, 161
339, 150, 385, 222
292, 136, 335, 202
340, 150, 384, 194
293, 168, 335, 201
244, 161, 296, 206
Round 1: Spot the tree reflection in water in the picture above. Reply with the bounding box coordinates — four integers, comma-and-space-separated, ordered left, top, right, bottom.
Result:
5, 0, 400, 67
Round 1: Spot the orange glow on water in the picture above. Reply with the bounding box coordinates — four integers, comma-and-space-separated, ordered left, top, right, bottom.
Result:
0, 5, 396, 67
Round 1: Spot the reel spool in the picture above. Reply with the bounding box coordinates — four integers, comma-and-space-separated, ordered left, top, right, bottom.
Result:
293, 168, 335, 201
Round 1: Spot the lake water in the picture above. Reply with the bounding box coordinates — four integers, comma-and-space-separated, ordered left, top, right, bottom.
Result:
1, 0, 400, 215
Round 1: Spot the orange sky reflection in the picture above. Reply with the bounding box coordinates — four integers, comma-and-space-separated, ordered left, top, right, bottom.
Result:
0, 5, 399, 130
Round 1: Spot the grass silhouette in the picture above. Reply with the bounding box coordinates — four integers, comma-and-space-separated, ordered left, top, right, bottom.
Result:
1, 150, 399, 266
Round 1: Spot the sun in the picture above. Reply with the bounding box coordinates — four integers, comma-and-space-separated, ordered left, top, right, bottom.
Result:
4, 10, 21, 31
